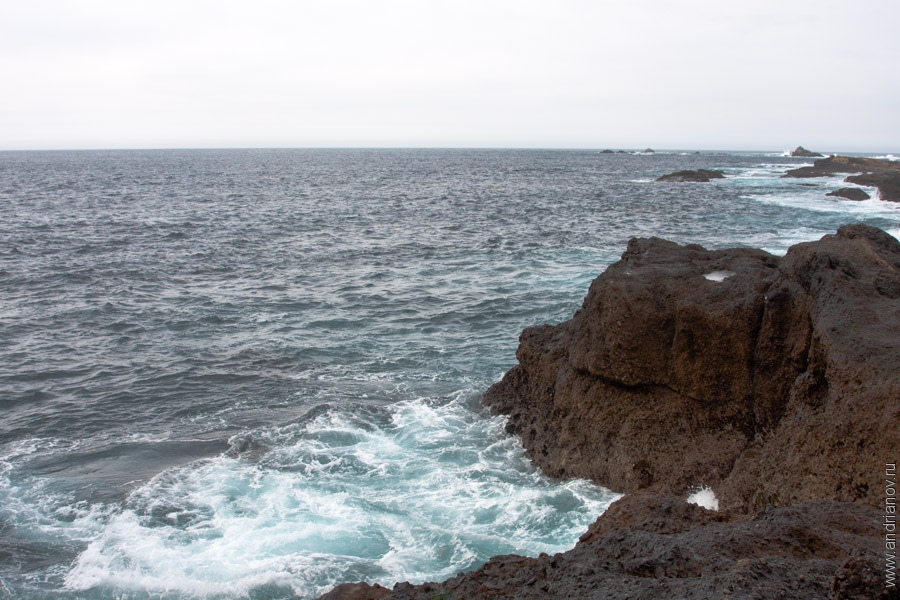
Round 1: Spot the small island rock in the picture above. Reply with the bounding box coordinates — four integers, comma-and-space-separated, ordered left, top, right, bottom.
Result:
656, 169, 725, 182
791, 145, 824, 157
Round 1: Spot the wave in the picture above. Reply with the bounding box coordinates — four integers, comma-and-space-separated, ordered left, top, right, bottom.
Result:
50, 396, 617, 598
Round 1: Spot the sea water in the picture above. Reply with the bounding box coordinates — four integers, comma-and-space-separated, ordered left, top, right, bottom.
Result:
1, 149, 898, 599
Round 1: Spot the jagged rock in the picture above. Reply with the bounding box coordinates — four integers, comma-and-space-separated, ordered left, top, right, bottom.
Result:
791, 146, 824, 157
827, 187, 871, 201
382, 494, 888, 600
643, 148, 655, 154
601, 149, 615, 153
482, 224, 900, 512
656, 169, 725, 182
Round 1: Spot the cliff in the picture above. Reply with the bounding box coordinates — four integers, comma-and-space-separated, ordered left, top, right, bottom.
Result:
320, 225, 900, 600
483, 224, 900, 512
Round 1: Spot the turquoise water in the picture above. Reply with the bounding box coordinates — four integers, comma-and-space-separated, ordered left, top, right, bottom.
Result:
1, 149, 898, 598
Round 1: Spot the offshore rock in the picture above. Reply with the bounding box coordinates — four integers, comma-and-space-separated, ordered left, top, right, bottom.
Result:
381, 493, 890, 600
826, 187, 871, 201
846, 171, 900, 202
784, 155, 900, 201
656, 169, 725, 182
791, 145, 825, 157
482, 224, 900, 512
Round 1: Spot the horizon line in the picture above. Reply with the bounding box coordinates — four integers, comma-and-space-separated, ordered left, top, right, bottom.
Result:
1, 145, 895, 155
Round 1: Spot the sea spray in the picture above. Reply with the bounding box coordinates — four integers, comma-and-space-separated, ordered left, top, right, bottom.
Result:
62, 396, 619, 598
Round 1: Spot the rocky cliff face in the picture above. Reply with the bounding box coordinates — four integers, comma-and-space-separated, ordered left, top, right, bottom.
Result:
320, 225, 900, 600
483, 224, 900, 512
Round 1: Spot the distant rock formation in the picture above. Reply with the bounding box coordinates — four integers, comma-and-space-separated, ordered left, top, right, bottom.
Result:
642, 148, 655, 154
483, 224, 900, 511
791, 145, 824, 157
784, 155, 900, 202
827, 187, 871, 201
655, 169, 725, 182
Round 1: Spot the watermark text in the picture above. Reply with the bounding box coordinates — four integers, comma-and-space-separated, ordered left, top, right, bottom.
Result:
887, 463, 897, 589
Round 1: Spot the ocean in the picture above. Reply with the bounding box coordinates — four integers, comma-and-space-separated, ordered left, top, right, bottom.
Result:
1, 148, 898, 599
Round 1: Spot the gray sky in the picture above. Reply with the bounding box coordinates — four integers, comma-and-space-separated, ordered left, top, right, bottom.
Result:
1, 0, 898, 152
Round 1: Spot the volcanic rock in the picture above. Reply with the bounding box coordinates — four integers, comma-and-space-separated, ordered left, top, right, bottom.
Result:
656, 169, 726, 182
826, 187, 871, 201
322, 226, 900, 600
791, 146, 824, 157
482, 224, 900, 512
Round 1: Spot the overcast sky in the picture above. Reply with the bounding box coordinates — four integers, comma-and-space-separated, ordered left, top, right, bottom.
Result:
1, 0, 898, 152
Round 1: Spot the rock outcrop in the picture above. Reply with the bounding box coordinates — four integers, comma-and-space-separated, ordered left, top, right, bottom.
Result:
784, 155, 900, 202
791, 146, 825, 157
827, 187, 871, 201
321, 226, 900, 600
483, 224, 900, 512
656, 169, 725, 182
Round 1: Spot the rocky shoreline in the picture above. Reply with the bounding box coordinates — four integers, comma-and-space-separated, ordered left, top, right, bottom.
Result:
319, 225, 900, 600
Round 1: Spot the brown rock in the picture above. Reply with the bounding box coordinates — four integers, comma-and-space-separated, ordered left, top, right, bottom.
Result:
482, 225, 900, 512
321, 226, 900, 600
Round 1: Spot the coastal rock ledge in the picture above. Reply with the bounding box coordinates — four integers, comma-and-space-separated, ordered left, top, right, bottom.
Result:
320, 225, 900, 600
484, 224, 899, 512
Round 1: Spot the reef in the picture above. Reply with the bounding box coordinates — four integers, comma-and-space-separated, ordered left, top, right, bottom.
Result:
319, 225, 900, 600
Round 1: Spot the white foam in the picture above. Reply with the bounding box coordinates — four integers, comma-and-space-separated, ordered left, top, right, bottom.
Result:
686, 486, 719, 511
61, 397, 619, 598
703, 270, 735, 282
